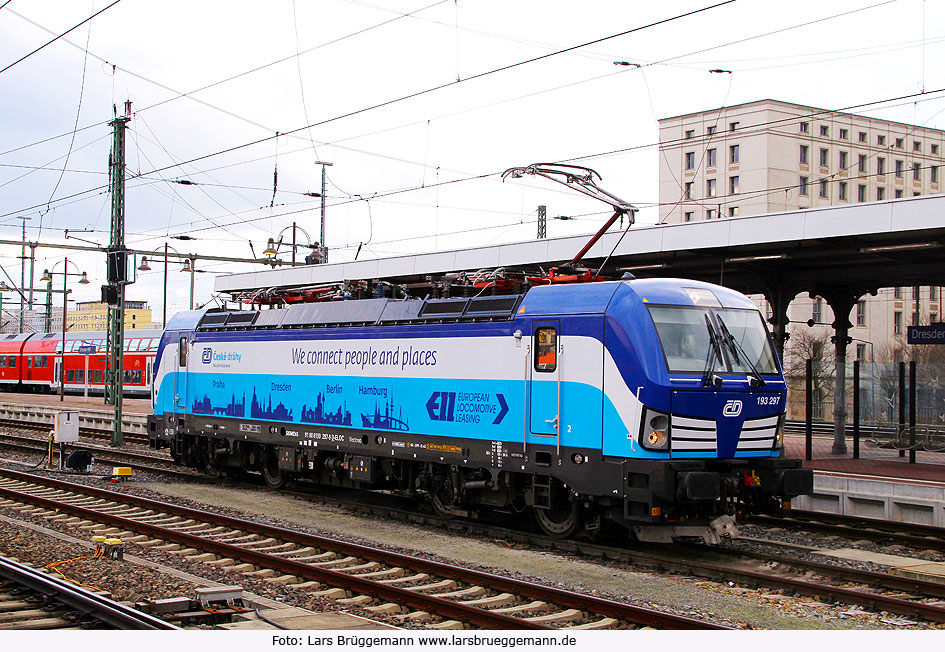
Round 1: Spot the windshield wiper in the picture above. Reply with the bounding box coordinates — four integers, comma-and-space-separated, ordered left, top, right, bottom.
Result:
702, 314, 723, 387
716, 315, 766, 388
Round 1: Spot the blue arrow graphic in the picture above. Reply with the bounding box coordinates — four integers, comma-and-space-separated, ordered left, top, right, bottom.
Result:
493, 393, 508, 425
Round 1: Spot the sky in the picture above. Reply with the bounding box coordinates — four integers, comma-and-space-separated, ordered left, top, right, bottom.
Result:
1, 0, 944, 321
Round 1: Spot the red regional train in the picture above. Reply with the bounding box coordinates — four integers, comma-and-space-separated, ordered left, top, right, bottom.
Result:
0, 329, 160, 397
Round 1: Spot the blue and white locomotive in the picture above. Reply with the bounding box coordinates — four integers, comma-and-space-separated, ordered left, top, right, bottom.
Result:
148, 277, 812, 543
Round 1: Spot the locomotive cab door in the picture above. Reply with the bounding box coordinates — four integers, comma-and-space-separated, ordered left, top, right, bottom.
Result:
529, 322, 561, 437
174, 336, 188, 410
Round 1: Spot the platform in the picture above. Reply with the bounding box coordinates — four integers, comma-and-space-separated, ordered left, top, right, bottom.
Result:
0, 393, 153, 414
786, 434, 945, 527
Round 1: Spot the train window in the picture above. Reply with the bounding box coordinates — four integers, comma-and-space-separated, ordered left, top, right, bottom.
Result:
148, 340, 159, 351
0, 357, 5, 369
129, 339, 141, 351
26, 357, 31, 368
8, 356, 15, 368
123, 370, 132, 384
42, 356, 48, 368
132, 370, 142, 384
179, 337, 187, 366
534, 327, 557, 372
76, 369, 84, 383
93, 369, 103, 384
66, 370, 75, 383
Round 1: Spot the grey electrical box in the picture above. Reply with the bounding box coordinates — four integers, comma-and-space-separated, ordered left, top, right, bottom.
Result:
54, 411, 79, 443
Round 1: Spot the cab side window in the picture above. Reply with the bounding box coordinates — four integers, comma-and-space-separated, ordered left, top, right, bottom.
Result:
534, 327, 557, 372
179, 337, 187, 367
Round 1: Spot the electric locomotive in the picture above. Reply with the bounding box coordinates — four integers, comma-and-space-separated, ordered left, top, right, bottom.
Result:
148, 276, 812, 543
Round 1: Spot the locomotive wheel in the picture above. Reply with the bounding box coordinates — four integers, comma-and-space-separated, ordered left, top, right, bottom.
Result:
430, 488, 460, 519
534, 499, 580, 539
261, 447, 287, 489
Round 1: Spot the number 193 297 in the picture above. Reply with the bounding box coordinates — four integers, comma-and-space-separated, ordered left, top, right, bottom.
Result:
756, 395, 781, 406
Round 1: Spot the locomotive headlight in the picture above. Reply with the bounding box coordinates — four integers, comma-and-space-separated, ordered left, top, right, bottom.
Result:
773, 414, 785, 450
640, 409, 671, 451
647, 429, 668, 448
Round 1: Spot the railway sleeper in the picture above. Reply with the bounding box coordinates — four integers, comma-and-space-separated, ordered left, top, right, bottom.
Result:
566, 617, 620, 630
458, 592, 517, 609
524, 608, 584, 625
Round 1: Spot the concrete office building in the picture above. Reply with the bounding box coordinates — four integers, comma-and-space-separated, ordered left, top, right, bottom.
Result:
658, 100, 945, 420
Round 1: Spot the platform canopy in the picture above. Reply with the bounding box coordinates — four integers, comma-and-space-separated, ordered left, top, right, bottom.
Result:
214, 194, 945, 297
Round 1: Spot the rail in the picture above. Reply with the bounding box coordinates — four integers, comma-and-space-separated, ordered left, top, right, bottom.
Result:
0, 556, 178, 630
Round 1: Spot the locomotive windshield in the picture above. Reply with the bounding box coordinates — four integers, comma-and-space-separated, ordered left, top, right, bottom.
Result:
647, 305, 779, 376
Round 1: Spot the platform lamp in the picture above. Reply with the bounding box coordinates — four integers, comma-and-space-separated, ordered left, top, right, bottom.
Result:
263, 223, 321, 266
41, 259, 90, 401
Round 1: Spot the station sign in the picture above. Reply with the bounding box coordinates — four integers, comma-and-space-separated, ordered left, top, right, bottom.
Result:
77, 345, 97, 354
907, 324, 945, 345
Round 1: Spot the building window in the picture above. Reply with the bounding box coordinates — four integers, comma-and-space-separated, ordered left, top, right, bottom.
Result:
684, 181, 693, 199
932, 312, 939, 324
856, 300, 866, 326
915, 192, 921, 197
729, 144, 739, 164
729, 206, 739, 217
856, 343, 866, 360
858, 154, 867, 173
729, 175, 739, 194
799, 145, 809, 165
706, 209, 716, 220
819, 179, 828, 198
840, 128, 849, 140
799, 176, 809, 195
729, 121, 739, 132
895, 160, 903, 178
839, 181, 848, 201
932, 166, 939, 184
914, 140, 922, 152
857, 184, 866, 202
800, 121, 809, 133
878, 157, 888, 175
707, 178, 717, 197
858, 131, 867, 143
913, 162, 921, 180
819, 125, 829, 137
684, 211, 693, 222
932, 144, 940, 155
685, 129, 695, 139
812, 297, 823, 323
895, 137, 903, 149
877, 186, 885, 200
839, 151, 848, 169
895, 189, 903, 198
819, 148, 829, 167
878, 135, 886, 146
707, 125, 717, 135
707, 148, 717, 167
894, 311, 902, 334
894, 286, 902, 299
685, 151, 695, 169
931, 286, 939, 302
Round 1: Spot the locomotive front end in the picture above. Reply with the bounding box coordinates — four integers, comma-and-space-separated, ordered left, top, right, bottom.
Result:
606, 280, 813, 543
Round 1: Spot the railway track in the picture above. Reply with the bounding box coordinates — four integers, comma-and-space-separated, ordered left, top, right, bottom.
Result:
748, 510, 945, 554
273, 487, 945, 625
0, 555, 177, 630
0, 468, 723, 630
0, 417, 149, 447
0, 431, 202, 480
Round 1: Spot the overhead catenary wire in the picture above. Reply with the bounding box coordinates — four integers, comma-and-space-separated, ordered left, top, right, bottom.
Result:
0, 0, 123, 76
